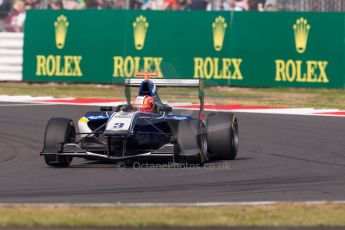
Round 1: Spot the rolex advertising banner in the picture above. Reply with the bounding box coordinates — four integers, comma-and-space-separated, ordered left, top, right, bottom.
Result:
23, 10, 345, 88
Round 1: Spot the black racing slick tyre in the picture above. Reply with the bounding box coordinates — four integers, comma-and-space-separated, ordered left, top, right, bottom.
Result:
115, 104, 133, 112
174, 119, 207, 165
43, 118, 75, 167
207, 113, 239, 160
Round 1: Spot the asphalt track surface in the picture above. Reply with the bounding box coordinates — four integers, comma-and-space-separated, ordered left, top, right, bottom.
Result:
0, 224, 340, 230
1, 226, 344, 230
0, 102, 345, 203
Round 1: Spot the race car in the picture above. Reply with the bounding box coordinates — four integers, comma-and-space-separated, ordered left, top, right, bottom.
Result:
41, 73, 239, 167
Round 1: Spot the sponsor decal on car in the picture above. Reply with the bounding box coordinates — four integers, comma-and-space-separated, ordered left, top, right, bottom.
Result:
106, 112, 135, 131
85, 115, 108, 120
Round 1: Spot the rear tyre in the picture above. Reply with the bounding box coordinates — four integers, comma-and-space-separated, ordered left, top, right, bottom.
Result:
100, 106, 112, 111
157, 104, 172, 114
174, 119, 207, 165
207, 113, 239, 160
43, 118, 75, 167
115, 104, 133, 112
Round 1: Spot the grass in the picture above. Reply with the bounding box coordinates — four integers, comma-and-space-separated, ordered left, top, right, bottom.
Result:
0, 204, 345, 227
0, 82, 345, 109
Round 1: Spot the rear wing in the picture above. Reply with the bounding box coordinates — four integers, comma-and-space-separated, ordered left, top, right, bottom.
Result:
124, 77, 205, 121
125, 78, 200, 87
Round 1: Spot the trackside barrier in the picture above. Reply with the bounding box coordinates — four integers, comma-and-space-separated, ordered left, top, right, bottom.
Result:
22, 10, 345, 88
0, 32, 23, 81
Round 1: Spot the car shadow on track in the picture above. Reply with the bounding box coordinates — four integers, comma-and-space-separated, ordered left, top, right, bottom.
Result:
67, 157, 253, 169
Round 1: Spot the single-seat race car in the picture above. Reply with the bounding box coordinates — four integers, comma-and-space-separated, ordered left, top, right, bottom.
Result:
41, 73, 239, 167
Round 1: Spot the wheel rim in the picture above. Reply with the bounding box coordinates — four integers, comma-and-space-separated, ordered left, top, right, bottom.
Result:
201, 129, 207, 156
198, 122, 207, 159
231, 118, 239, 153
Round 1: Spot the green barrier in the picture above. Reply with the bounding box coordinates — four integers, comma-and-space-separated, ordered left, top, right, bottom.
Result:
23, 10, 345, 88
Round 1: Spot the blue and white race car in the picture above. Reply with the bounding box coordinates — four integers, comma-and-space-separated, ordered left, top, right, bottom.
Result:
41, 73, 239, 167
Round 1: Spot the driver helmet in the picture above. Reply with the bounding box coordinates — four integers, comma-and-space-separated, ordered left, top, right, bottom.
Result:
134, 95, 156, 113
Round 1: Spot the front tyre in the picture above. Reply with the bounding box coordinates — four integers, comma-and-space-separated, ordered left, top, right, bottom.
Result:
207, 113, 239, 160
174, 119, 207, 165
43, 118, 75, 167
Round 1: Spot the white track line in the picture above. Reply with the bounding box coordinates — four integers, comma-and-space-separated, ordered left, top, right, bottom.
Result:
0, 201, 345, 207
0, 103, 58, 107
0, 95, 55, 101
31, 102, 124, 106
